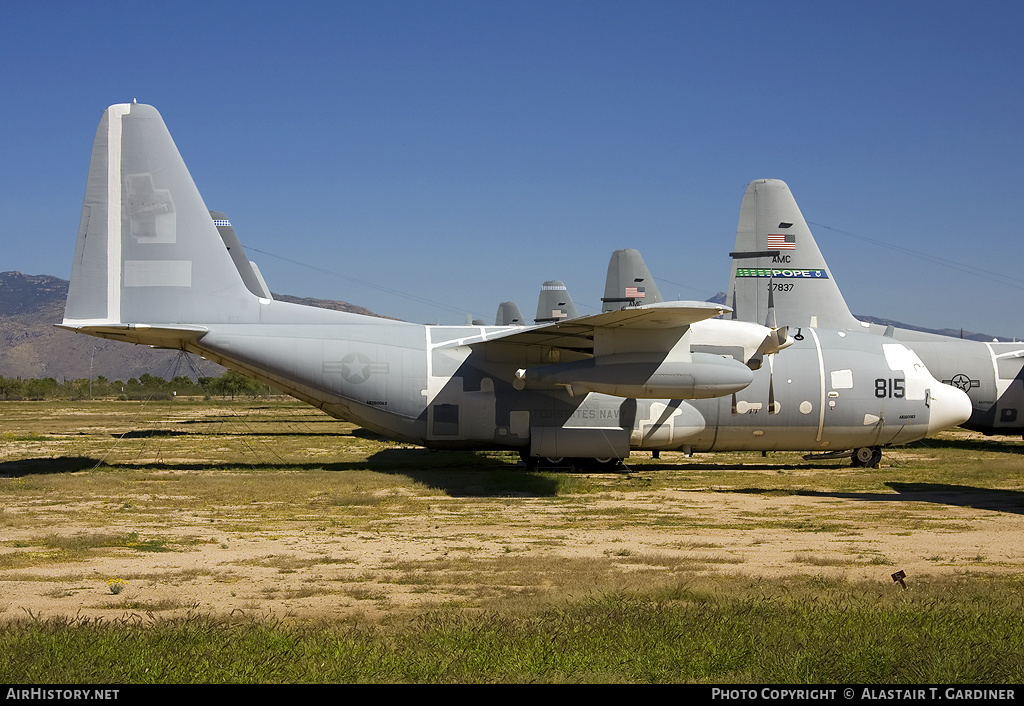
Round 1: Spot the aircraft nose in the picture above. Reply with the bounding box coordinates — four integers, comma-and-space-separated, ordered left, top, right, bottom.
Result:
927, 383, 973, 435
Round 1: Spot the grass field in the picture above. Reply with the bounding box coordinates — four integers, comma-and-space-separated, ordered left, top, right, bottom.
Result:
1, 398, 1023, 683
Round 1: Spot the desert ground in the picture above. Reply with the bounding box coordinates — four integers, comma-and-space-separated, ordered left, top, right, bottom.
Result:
1, 399, 1022, 623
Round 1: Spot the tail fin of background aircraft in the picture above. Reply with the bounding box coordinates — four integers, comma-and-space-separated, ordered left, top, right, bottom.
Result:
727, 179, 863, 330
211, 211, 273, 300
63, 103, 259, 329
601, 248, 664, 312
534, 281, 578, 323
495, 301, 524, 326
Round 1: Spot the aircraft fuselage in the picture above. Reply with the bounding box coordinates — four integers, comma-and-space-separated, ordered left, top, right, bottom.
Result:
95, 300, 966, 459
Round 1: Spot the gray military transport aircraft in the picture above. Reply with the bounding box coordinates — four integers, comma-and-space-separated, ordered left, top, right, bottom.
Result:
726, 179, 1024, 441
58, 104, 972, 470
595, 247, 976, 467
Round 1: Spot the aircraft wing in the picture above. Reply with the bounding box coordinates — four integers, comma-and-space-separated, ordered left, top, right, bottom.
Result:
481, 300, 731, 352
465, 300, 773, 400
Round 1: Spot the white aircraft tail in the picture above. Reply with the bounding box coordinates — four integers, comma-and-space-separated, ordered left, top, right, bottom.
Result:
63, 103, 260, 329
727, 179, 863, 330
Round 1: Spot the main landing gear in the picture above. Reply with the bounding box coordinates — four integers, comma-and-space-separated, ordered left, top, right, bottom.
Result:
519, 451, 624, 472
851, 446, 882, 468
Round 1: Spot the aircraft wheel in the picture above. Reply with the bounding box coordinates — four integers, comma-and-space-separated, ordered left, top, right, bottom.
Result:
851, 446, 882, 468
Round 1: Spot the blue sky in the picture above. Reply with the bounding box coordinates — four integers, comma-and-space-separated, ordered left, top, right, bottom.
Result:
3, 1, 1022, 336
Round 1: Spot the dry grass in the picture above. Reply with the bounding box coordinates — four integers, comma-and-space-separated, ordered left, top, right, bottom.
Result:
0, 398, 1023, 627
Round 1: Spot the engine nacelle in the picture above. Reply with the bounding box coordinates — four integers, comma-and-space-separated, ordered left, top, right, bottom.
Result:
516, 352, 753, 399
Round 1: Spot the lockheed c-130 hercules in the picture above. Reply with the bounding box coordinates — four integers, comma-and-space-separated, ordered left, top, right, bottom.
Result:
58, 103, 971, 470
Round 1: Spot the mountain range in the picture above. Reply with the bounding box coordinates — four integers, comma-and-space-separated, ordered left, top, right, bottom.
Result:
0, 271, 1015, 381
0, 272, 380, 381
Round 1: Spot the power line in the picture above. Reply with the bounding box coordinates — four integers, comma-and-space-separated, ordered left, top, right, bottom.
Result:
808, 221, 1024, 291
244, 245, 494, 321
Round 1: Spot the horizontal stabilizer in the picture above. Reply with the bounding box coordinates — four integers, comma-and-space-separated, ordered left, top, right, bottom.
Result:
55, 323, 209, 349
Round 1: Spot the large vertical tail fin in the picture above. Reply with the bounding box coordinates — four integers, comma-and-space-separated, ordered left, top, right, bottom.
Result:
601, 248, 664, 312
727, 179, 862, 330
63, 103, 258, 329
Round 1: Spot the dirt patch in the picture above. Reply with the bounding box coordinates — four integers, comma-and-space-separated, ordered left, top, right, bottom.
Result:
2, 402, 1021, 623
2, 484, 1022, 622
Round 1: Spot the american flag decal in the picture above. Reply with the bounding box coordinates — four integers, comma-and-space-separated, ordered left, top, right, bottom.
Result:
624, 286, 646, 298
766, 233, 796, 250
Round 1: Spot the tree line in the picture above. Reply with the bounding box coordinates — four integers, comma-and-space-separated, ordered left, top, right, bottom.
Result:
0, 370, 275, 401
